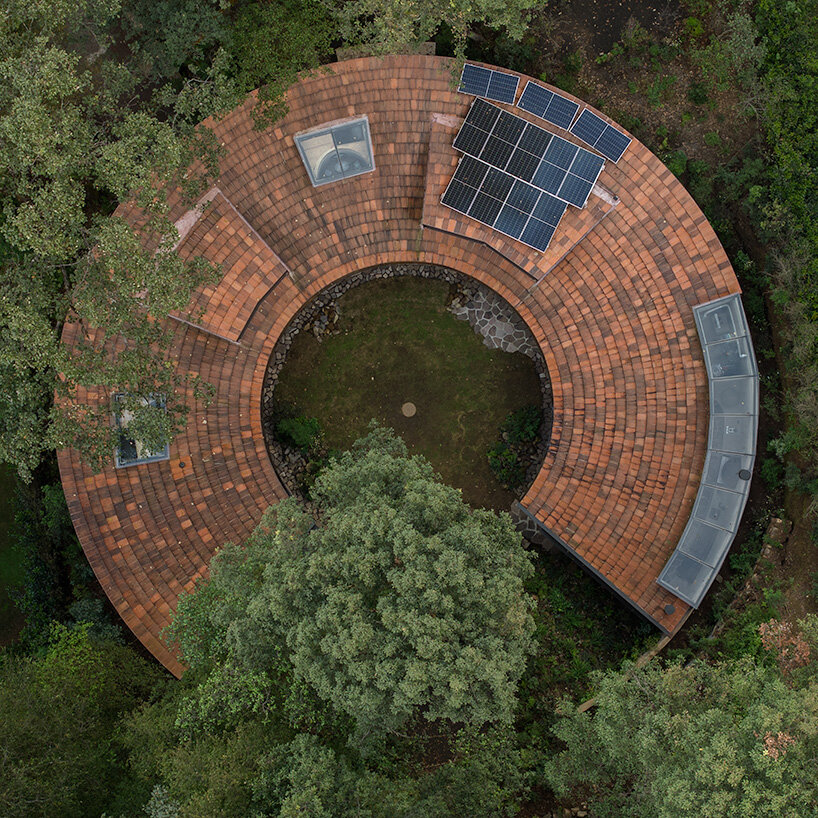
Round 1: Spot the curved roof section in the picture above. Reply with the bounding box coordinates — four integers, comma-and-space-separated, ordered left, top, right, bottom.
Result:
58, 56, 741, 675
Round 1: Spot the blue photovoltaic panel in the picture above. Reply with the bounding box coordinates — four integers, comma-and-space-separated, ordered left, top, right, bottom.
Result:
506, 180, 541, 214
517, 82, 552, 117
595, 128, 632, 164
532, 161, 564, 195
494, 205, 528, 239
517, 81, 580, 129
543, 138, 578, 170
493, 111, 526, 144
459, 64, 519, 104
455, 155, 489, 188
518, 123, 552, 156
570, 150, 606, 182
486, 71, 520, 104
467, 98, 501, 131
452, 123, 490, 157
453, 99, 605, 208
570, 108, 632, 163
480, 136, 515, 168
441, 155, 567, 252
459, 64, 491, 97
506, 148, 541, 182
520, 218, 557, 251
570, 109, 606, 145
547, 95, 580, 129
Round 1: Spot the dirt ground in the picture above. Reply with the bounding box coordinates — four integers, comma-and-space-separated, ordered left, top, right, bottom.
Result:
527, 0, 758, 174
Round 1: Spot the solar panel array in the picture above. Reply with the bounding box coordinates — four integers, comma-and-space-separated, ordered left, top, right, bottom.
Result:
441, 155, 567, 251
458, 64, 519, 104
570, 108, 632, 163
452, 99, 605, 209
517, 81, 580, 130
657, 294, 758, 608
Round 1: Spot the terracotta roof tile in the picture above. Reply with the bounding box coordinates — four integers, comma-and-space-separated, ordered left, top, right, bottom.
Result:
59, 56, 740, 673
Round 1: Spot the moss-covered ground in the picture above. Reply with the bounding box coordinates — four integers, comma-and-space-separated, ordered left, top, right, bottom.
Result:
273, 276, 543, 511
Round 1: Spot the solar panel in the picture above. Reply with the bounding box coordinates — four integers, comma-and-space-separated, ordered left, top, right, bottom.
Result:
487, 71, 520, 104
517, 81, 580, 129
441, 155, 567, 252
459, 64, 519, 104
570, 109, 632, 163
459, 64, 491, 97
454, 99, 605, 208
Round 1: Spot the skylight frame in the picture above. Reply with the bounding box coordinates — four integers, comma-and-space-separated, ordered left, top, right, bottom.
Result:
294, 115, 376, 187
113, 393, 171, 469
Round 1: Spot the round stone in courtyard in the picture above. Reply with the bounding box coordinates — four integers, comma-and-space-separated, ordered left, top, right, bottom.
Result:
401, 401, 417, 417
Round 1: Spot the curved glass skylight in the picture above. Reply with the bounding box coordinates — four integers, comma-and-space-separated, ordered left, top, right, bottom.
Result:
294, 117, 375, 186
657, 294, 759, 607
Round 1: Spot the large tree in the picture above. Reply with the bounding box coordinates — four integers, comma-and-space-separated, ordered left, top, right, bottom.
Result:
0, 0, 334, 478
543, 616, 818, 818
332, 0, 538, 61
0, 623, 162, 818
169, 425, 536, 733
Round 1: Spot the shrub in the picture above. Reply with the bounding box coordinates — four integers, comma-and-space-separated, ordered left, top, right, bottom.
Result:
488, 442, 525, 488
502, 404, 541, 446
488, 405, 542, 489
275, 416, 320, 452
666, 150, 688, 177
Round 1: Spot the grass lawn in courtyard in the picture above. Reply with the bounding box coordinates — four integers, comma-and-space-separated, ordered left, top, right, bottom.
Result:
273, 276, 544, 510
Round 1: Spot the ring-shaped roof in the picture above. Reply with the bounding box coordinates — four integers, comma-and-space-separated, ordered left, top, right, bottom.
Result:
58, 56, 740, 675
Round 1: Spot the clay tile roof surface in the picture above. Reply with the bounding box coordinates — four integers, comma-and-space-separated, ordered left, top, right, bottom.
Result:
58, 56, 740, 675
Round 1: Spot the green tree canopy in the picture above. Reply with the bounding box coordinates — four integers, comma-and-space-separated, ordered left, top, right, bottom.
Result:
169, 425, 536, 733
0, 622, 162, 818
0, 0, 335, 478
332, 0, 537, 60
543, 616, 818, 818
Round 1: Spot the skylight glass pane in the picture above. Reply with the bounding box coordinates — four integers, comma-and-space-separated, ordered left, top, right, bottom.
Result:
711, 377, 757, 416
657, 551, 714, 607
696, 297, 745, 344
701, 450, 754, 492
114, 394, 170, 468
708, 413, 757, 455
705, 336, 755, 379
692, 485, 744, 532
295, 117, 375, 187
677, 518, 733, 567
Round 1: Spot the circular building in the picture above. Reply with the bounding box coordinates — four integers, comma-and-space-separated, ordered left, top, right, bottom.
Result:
58, 56, 757, 676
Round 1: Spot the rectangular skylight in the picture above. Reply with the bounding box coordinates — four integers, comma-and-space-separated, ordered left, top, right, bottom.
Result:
114, 394, 170, 468
294, 116, 375, 187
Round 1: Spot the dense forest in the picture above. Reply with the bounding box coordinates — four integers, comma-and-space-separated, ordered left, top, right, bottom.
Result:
1, 0, 817, 815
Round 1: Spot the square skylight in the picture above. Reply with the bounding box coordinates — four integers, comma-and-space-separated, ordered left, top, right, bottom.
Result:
294, 116, 375, 186
114, 394, 170, 468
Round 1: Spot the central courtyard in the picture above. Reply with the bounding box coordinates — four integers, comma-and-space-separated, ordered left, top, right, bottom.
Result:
269, 273, 545, 510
